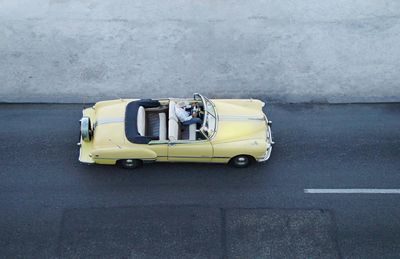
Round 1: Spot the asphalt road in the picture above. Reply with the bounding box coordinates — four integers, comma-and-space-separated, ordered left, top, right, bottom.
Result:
0, 102, 399, 258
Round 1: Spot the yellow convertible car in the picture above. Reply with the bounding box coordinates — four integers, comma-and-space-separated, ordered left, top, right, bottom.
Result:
78, 93, 273, 168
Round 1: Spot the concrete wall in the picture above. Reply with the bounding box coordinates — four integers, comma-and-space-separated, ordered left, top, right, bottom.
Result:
1, 0, 399, 103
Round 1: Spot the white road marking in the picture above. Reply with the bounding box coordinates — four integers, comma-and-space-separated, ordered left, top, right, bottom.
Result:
304, 189, 400, 194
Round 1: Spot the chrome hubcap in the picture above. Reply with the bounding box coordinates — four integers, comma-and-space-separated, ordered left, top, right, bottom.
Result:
236, 157, 247, 165
125, 160, 134, 167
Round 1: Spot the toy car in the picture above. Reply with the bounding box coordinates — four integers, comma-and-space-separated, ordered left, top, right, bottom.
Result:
78, 93, 273, 168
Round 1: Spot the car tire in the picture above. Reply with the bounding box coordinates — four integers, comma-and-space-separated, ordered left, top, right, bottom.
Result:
118, 159, 143, 169
230, 155, 252, 168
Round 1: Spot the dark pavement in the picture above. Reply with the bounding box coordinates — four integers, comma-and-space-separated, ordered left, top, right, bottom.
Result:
0, 103, 399, 258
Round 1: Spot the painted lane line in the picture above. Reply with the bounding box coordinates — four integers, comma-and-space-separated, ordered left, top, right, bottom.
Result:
304, 189, 400, 194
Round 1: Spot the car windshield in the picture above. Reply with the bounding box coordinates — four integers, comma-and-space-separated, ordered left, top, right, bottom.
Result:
203, 97, 216, 138
194, 93, 217, 139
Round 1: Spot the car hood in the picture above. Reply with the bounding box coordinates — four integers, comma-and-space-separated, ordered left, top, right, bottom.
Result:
211, 99, 268, 143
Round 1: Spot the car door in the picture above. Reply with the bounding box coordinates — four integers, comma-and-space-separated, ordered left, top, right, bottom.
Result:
147, 140, 169, 162
167, 140, 213, 162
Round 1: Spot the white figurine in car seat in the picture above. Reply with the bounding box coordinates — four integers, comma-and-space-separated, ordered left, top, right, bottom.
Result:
175, 101, 202, 126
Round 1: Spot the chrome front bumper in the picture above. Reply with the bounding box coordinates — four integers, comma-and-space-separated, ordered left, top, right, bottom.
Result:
257, 125, 274, 162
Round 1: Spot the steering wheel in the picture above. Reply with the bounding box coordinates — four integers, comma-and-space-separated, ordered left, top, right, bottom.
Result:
194, 105, 204, 115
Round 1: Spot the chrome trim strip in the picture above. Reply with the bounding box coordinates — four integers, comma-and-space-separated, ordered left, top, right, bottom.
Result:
95, 157, 156, 161
168, 140, 210, 144
94, 155, 231, 160
167, 156, 230, 159
95, 117, 124, 126
219, 115, 265, 121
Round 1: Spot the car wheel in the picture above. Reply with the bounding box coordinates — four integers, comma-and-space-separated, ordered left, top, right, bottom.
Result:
118, 159, 143, 169
230, 155, 252, 168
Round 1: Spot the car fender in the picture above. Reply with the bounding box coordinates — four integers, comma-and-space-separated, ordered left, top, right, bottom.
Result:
91, 146, 158, 161
212, 139, 268, 160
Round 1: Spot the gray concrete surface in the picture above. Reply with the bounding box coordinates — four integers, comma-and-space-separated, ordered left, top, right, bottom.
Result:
1, 102, 400, 258
1, 0, 400, 103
